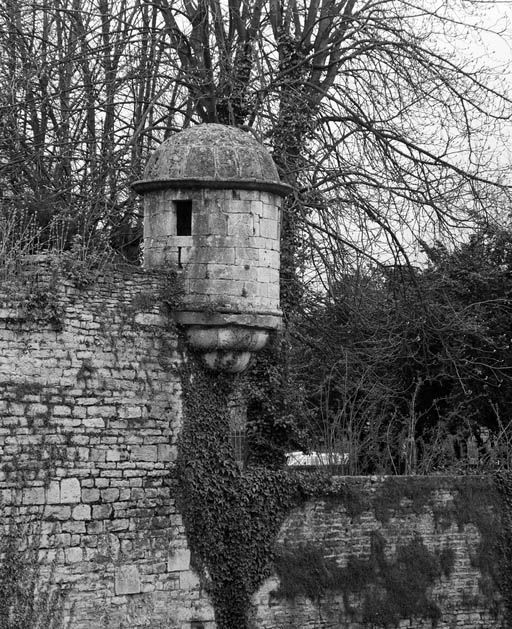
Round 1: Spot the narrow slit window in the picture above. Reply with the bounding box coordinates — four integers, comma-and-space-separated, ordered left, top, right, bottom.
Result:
230, 429, 247, 469
175, 200, 192, 236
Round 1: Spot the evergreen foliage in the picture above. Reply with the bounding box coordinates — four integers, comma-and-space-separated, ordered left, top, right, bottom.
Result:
0, 521, 66, 629
290, 228, 512, 473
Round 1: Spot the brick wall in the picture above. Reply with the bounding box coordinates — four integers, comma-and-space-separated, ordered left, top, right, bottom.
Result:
0, 259, 215, 628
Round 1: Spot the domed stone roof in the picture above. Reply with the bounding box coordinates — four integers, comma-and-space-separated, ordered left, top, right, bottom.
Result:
132, 123, 290, 196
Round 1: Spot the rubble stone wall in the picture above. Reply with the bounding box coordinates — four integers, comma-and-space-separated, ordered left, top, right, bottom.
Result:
0, 262, 506, 629
0, 261, 215, 629
252, 475, 505, 629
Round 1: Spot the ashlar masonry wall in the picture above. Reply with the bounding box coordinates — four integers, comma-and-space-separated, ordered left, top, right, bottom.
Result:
144, 187, 281, 313
0, 259, 215, 629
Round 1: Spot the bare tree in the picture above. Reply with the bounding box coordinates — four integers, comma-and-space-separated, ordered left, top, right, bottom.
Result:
0, 0, 178, 259
1, 0, 510, 275
149, 0, 512, 307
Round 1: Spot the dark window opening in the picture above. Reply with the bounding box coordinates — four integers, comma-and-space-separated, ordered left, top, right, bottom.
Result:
175, 200, 192, 236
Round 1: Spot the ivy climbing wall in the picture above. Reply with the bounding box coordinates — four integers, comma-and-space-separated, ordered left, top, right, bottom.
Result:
0, 258, 216, 629
251, 475, 506, 629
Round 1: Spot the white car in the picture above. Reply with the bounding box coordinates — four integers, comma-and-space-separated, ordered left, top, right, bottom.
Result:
286, 451, 349, 466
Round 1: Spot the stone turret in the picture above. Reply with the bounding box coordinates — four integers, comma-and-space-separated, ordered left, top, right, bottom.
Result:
132, 124, 290, 372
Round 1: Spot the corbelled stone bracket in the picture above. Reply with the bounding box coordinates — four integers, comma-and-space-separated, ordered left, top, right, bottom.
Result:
173, 310, 281, 373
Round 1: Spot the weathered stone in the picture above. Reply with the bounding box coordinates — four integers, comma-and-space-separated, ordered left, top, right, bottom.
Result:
43, 505, 71, 521
60, 478, 81, 503
131, 446, 157, 462
65, 547, 83, 563
101, 488, 120, 502
115, 565, 141, 595
157, 444, 175, 462
106, 449, 121, 462
72, 504, 91, 520
81, 488, 100, 503
22, 486, 45, 505
62, 521, 86, 534
167, 548, 190, 573
179, 570, 200, 590
92, 504, 112, 519
107, 518, 129, 532
85, 417, 105, 429
53, 405, 72, 416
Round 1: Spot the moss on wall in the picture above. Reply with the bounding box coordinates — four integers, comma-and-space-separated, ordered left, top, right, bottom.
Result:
273, 533, 455, 627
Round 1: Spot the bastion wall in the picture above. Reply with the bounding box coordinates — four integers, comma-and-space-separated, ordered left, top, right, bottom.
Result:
0, 261, 506, 628
0, 260, 216, 628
